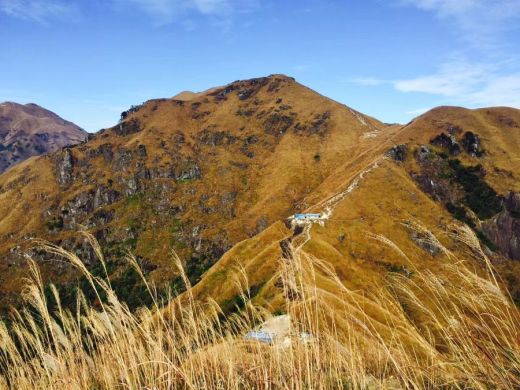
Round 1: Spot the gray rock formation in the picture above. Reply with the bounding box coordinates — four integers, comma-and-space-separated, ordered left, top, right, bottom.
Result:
483, 192, 520, 260
387, 144, 407, 163
56, 148, 74, 185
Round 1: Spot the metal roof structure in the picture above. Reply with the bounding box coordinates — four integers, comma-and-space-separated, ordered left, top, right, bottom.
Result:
292, 213, 322, 220
244, 331, 274, 344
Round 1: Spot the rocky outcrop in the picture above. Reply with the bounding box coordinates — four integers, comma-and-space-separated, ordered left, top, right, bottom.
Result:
119, 104, 144, 121
430, 129, 484, 158
122, 176, 140, 196
404, 221, 442, 257
112, 148, 133, 171
176, 162, 201, 181
62, 191, 94, 227
411, 148, 457, 204
461, 131, 483, 157
309, 111, 331, 135
412, 143, 501, 220
209, 77, 270, 103
87, 143, 113, 163
93, 185, 120, 209
137, 144, 147, 157
430, 133, 461, 155
483, 192, 520, 260
410, 230, 441, 257
263, 113, 294, 136
116, 118, 142, 136
387, 144, 407, 163
56, 148, 75, 185
57, 183, 120, 229
411, 172, 454, 203
198, 129, 238, 147
293, 112, 331, 136
505, 192, 520, 215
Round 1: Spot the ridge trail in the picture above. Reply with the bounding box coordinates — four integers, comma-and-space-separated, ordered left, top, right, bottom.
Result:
283, 122, 410, 251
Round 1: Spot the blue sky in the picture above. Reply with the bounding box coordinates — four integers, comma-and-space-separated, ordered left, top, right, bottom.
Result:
1, 0, 519, 131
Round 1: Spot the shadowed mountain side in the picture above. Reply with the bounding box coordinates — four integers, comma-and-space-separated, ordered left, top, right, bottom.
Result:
0, 102, 86, 173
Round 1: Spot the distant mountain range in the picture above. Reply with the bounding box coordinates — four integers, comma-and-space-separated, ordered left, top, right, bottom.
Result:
0, 75, 519, 315
0, 102, 86, 174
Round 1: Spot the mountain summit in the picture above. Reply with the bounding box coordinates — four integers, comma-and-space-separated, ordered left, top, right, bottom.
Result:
0, 102, 86, 173
0, 75, 519, 313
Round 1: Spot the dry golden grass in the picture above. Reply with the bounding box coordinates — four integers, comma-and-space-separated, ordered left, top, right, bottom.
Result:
0, 74, 395, 304
0, 222, 518, 389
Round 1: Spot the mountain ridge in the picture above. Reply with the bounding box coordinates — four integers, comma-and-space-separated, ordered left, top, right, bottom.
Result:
0, 101, 86, 174
0, 74, 519, 313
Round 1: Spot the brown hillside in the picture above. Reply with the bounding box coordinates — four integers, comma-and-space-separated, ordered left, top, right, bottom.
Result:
181, 105, 520, 314
0, 75, 394, 310
0, 77, 519, 315
0, 102, 86, 173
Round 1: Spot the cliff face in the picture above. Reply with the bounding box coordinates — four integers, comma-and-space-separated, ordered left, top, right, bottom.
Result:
484, 192, 520, 260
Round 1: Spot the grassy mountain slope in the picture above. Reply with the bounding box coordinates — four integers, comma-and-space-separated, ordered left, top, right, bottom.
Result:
0, 76, 519, 315
0, 75, 395, 310
0, 77, 519, 388
182, 105, 520, 314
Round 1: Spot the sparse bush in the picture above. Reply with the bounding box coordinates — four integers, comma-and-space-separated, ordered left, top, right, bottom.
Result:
448, 159, 502, 219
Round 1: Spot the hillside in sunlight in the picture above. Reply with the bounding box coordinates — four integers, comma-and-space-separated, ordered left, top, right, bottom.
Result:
0, 74, 519, 318
0, 75, 392, 310
184, 105, 520, 316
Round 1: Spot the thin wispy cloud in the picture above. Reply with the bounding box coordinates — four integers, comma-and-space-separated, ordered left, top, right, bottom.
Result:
406, 107, 431, 115
392, 57, 520, 108
119, 0, 258, 26
349, 60, 520, 108
394, 61, 490, 96
346, 1, 520, 116
401, 0, 520, 44
0, 0, 79, 25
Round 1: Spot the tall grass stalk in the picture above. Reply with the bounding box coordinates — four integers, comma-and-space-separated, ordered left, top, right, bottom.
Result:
0, 227, 517, 389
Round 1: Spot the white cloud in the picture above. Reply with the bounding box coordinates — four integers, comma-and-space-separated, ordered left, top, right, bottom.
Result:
350, 60, 520, 109
388, 1, 520, 109
121, 0, 256, 25
394, 60, 520, 108
467, 74, 520, 107
402, 0, 481, 15
394, 61, 489, 96
0, 0, 78, 24
401, 0, 520, 43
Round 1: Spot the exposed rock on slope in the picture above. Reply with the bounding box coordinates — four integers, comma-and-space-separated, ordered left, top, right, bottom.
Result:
0, 79, 519, 314
0, 75, 388, 311
182, 104, 520, 314
483, 192, 520, 260
0, 102, 86, 173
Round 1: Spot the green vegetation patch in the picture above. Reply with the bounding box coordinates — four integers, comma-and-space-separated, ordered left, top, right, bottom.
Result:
45, 217, 64, 231
447, 159, 501, 220
44, 261, 182, 313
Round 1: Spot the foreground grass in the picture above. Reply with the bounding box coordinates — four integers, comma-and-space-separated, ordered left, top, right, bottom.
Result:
0, 224, 518, 389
